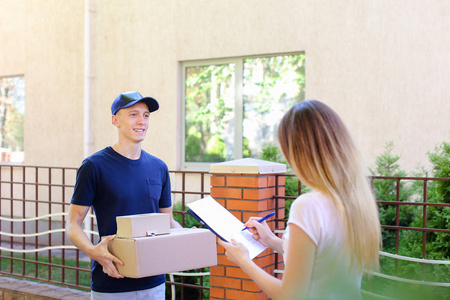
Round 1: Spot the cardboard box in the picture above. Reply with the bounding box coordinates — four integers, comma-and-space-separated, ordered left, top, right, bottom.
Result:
116, 213, 170, 238
108, 228, 217, 278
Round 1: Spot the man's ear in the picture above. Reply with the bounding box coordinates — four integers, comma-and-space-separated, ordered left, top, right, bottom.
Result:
112, 115, 119, 127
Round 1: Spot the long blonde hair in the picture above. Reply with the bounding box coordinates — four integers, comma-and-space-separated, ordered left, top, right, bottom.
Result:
277, 100, 381, 271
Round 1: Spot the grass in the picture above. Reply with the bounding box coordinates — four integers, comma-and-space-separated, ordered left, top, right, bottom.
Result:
361, 257, 450, 300
0, 252, 91, 290
1, 252, 210, 299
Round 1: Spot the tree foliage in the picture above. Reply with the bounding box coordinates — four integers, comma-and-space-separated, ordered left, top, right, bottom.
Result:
370, 141, 421, 252
184, 54, 305, 163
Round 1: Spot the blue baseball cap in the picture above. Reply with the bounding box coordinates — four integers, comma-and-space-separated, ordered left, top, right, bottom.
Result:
111, 91, 159, 115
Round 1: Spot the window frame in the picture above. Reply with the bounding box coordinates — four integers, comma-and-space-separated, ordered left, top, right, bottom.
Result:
0, 74, 25, 164
180, 53, 304, 171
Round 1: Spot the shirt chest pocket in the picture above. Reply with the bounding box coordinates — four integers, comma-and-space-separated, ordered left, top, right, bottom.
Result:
146, 178, 162, 201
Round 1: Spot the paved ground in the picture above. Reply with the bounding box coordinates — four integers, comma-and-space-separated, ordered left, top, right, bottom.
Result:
0, 276, 90, 299
1, 242, 91, 299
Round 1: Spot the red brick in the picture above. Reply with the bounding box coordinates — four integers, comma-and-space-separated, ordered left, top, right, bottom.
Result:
210, 265, 225, 276
242, 210, 277, 223
226, 266, 252, 280
216, 198, 226, 207
217, 254, 236, 266
267, 176, 276, 187
227, 176, 267, 188
217, 242, 225, 254
243, 187, 275, 200
211, 277, 242, 289
253, 254, 275, 268
210, 287, 225, 299
227, 199, 261, 211
230, 210, 243, 221
242, 280, 261, 292
226, 289, 260, 300
242, 211, 260, 222
276, 175, 286, 186
211, 176, 226, 187
268, 175, 286, 187
211, 187, 242, 199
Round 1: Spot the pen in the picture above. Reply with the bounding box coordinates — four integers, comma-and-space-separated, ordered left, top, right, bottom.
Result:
241, 212, 276, 231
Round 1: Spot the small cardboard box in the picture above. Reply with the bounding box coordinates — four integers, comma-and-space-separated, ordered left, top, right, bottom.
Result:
108, 228, 217, 278
116, 213, 170, 238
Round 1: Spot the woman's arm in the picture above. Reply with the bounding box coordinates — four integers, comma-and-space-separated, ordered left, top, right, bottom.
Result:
218, 224, 315, 300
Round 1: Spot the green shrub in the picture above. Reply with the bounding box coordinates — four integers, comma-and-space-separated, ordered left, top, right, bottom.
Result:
170, 201, 209, 299
260, 142, 310, 217
400, 140, 450, 262
364, 140, 450, 299
370, 141, 421, 253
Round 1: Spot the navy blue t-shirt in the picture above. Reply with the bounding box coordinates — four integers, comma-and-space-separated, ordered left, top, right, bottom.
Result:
71, 147, 172, 293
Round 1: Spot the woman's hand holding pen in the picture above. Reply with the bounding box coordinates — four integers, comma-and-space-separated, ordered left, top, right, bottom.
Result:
244, 217, 279, 248
219, 214, 283, 269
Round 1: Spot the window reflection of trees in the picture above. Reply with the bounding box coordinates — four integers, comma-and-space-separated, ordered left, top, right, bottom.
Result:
0, 76, 25, 162
184, 54, 305, 164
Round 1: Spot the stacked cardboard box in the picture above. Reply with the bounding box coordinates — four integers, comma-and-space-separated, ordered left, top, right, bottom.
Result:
108, 213, 217, 278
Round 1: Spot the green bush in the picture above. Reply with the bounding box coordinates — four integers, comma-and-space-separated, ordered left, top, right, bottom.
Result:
398, 141, 450, 277
260, 142, 310, 217
170, 201, 209, 299
369, 141, 421, 253
363, 140, 450, 299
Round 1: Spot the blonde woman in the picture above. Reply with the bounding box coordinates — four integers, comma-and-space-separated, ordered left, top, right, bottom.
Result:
219, 100, 381, 299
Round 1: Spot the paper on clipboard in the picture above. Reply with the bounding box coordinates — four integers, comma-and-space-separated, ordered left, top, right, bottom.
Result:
187, 196, 267, 259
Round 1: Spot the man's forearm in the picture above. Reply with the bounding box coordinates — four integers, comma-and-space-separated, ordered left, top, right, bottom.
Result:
170, 219, 182, 228
66, 222, 96, 258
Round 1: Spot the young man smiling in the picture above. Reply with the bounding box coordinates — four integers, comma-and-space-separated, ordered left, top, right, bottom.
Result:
66, 91, 181, 300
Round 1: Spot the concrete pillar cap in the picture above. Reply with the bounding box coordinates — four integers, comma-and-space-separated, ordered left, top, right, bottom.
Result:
209, 158, 286, 174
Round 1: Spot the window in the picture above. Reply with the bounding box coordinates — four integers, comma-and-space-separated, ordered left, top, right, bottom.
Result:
0, 76, 25, 163
181, 53, 305, 170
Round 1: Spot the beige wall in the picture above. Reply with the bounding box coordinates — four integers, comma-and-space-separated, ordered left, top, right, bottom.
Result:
0, 0, 85, 167
1, 0, 449, 173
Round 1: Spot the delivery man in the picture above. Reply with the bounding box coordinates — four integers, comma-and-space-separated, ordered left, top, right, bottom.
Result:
66, 91, 181, 300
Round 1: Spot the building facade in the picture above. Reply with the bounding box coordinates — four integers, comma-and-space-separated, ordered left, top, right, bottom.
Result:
1, 0, 449, 173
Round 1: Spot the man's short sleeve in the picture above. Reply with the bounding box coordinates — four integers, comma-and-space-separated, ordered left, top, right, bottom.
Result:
71, 159, 97, 206
159, 163, 172, 208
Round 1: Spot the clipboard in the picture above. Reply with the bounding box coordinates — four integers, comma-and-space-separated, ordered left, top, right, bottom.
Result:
186, 196, 267, 259
187, 209, 228, 242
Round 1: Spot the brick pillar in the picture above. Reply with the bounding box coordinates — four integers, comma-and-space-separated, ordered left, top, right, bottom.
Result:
209, 158, 286, 300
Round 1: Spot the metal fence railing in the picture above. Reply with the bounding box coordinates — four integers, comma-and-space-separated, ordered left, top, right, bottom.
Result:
272, 174, 450, 299
0, 164, 212, 299
1, 164, 448, 299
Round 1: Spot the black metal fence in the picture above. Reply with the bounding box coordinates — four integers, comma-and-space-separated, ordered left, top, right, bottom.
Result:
0, 164, 449, 299
272, 174, 450, 299
0, 164, 212, 299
